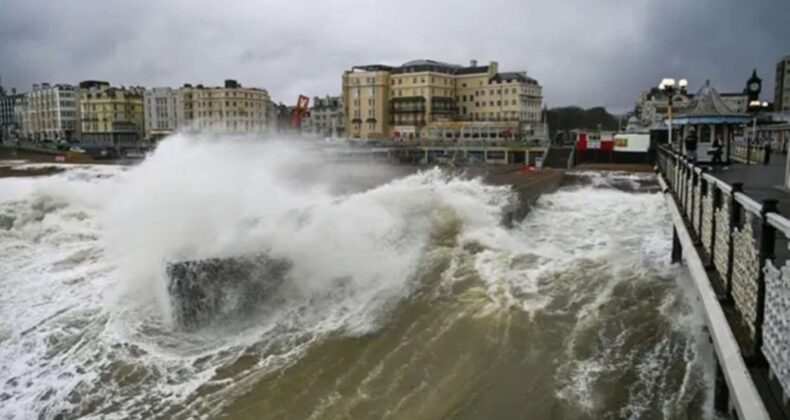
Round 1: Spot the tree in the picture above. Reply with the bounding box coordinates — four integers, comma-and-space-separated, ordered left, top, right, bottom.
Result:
545, 106, 620, 141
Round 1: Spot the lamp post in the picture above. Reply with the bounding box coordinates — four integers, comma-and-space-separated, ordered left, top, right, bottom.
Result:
747, 100, 769, 164
659, 78, 688, 151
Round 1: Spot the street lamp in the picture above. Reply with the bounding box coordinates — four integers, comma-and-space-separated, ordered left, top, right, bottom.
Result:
659, 78, 688, 150
746, 100, 769, 163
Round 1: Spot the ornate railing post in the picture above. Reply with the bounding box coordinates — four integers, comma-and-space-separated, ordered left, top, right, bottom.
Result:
698, 173, 706, 241
746, 142, 752, 164
726, 183, 744, 300
690, 170, 697, 227
754, 199, 779, 359
710, 183, 721, 266
672, 227, 682, 264
686, 164, 692, 211
680, 164, 689, 213
714, 362, 729, 413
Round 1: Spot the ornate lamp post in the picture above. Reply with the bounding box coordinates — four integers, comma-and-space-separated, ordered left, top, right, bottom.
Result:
747, 100, 769, 164
659, 78, 688, 150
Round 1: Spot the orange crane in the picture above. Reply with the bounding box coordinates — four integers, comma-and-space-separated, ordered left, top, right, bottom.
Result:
290, 95, 310, 129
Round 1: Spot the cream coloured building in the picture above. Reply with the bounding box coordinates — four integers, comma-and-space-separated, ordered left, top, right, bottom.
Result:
79, 81, 145, 150
342, 59, 545, 141
184, 79, 273, 133
24, 83, 78, 142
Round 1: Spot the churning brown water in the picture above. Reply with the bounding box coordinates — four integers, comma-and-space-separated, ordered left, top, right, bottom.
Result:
0, 137, 714, 420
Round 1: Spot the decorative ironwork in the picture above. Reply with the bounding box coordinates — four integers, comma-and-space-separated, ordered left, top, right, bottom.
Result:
657, 145, 790, 414
731, 213, 761, 339
685, 175, 695, 222
680, 168, 688, 208
714, 197, 731, 286
693, 181, 702, 234
702, 187, 714, 255
763, 260, 790, 395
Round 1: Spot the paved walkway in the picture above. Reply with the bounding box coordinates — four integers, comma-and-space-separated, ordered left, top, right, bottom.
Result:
710, 152, 790, 216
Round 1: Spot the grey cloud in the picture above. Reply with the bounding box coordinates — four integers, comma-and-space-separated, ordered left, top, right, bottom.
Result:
1, 0, 788, 111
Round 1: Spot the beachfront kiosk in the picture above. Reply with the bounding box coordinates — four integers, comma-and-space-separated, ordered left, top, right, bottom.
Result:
673, 80, 751, 164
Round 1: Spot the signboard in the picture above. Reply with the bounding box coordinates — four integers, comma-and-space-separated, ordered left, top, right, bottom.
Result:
613, 134, 650, 152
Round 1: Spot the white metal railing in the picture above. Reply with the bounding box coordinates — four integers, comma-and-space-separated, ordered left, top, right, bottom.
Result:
657, 144, 790, 418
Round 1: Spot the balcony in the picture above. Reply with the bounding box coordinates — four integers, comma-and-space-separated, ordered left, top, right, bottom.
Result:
390, 96, 426, 114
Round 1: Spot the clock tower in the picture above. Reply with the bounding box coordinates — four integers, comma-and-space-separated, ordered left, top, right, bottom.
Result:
744, 69, 762, 102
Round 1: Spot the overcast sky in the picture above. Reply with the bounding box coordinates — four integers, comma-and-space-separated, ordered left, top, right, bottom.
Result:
1, 0, 788, 112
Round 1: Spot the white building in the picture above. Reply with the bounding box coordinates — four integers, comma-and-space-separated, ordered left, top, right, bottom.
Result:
144, 87, 182, 141
24, 83, 78, 142
13, 95, 28, 139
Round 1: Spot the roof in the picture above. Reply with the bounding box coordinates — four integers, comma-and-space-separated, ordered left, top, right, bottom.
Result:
352, 60, 490, 76
393, 60, 477, 75
674, 80, 750, 125
489, 71, 538, 85
351, 65, 394, 72
402, 59, 459, 68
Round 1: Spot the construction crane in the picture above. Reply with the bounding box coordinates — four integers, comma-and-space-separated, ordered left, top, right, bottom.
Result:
290, 95, 310, 129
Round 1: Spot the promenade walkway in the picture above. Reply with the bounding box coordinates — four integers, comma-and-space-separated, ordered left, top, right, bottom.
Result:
713, 152, 790, 216
710, 153, 790, 267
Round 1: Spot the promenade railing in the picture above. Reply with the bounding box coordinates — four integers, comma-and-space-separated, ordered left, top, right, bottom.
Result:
731, 139, 766, 165
658, 145, 790, 404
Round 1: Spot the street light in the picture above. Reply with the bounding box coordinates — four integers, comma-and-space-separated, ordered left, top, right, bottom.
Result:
659, 78, 687, 150
746, 100, 770, 163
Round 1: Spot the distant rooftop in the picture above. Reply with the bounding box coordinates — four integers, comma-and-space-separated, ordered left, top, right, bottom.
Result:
490, 71, 538, 85
683, 80, 741, 116
674, 80, 751, 125
350, 59, 542, 85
